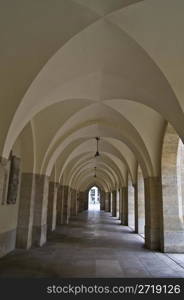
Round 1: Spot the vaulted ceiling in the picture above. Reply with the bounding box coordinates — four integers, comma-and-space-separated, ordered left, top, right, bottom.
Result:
1, 0, 184, 191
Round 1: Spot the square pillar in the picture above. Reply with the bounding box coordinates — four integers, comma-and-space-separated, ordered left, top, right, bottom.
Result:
0, 157, 10, 205
56, 185, 63, 225
116, 189, 120, 219
100, 190, 105, 210
84, 191, 88, 210
105, 192, 110, 212
62, 185, 69, 224
32, 175, 49, 247
16, 173, 35, 249
120, 187, 128, 225
47, 182, 58, 232
144, 177, 162, 250
70, 189, 77, 216
161, 173, 184, 252
135, 169, 145, 235
78, 191, 85, 213
111, 190, 117, 217
128, 182, 135, 230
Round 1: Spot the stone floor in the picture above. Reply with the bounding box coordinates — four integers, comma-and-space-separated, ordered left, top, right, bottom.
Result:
0, 210, 184, 278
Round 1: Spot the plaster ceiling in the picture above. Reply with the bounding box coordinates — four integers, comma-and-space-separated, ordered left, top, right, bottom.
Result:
1, 0, 183, 191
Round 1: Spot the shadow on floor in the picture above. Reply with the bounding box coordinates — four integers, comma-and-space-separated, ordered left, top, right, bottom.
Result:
0, 211, 184, 278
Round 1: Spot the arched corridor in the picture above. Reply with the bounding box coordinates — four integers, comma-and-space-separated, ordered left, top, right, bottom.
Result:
1, 210, 184, 278
1, 0, 184, 280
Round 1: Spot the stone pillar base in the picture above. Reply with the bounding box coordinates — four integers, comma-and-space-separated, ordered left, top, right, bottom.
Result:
16, 226, 32, 250
32, 175, 49, 247
16, 173, 35, 249
105, 200, 109, 212
105, 192, 110, 212
111, 190, 116, 217
32, 224, 47, 247
56, 185, 63, 225
144, 177, 162, 251
120, 187, 128, 225
121, 215, 128, 226
62, 186, 69, 224
145, 227, 160, 250
47, 182, 57, 232
161, 231, 184, 253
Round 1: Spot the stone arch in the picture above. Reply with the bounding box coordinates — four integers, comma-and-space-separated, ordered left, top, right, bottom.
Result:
66, 157, 119, 187
78, 175, 109, 193
66, 153, 125, 189
161, 122, 184, 252
58, 138, 133, 182
44, 122, 153, 178
73, 167, 114, 191
68, 162, 117, 190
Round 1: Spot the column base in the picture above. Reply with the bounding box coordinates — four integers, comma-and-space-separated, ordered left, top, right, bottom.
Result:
32, 224, 47, 247
120, 214, 128, 226
62, 215, 69, 225
145, 227, 160, 250
16, 226, 32, 249
161, 231, 184, 253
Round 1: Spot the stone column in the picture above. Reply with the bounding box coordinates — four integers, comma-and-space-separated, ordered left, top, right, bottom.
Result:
133, 183, 138, 231
78, 191, 85, 212
128, 182, 135, 230
100, 190, 105, 210
144, 177, 162, 250
47, 182, 58, 232
0, 157, 10, 205
105, 192, 110, 212
56, 185, 63, 225
160, 123, 184, 252
7, 156, 21, 205
62, 185, 69, 224
16, 173, 35, 249
119, 187, 123, 223
161, 174, 184, 252
120, 187, 128, 225
77, 192, 80, 213
111, 190, 117, 217
135, 169, 145, 235
116, 189, 120, 219
134, 183, 139, 233
32, 174, 49, 247
84, 191, 88, 210
70, 189, 77, 216
109, 192, 112, 213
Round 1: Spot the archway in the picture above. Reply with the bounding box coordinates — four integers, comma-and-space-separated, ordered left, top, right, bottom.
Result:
88, 186, 101, 211
161, 123, 184, 252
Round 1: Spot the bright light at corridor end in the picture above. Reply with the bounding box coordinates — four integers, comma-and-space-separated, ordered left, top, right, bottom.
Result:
88, 187, 100, 211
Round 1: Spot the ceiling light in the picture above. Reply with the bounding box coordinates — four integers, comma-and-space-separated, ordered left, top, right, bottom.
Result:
95, 137, 100, 157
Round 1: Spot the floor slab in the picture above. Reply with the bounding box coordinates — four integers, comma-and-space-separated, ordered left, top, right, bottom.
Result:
0, 211, 184, 278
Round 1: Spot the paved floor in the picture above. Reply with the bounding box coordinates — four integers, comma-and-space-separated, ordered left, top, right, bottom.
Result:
0, 210, 184, 278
